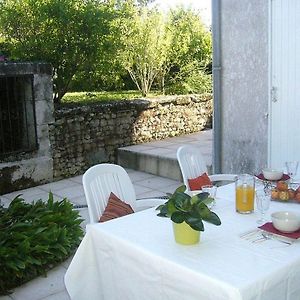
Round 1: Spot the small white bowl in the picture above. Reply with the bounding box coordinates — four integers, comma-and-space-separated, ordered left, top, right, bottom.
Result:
271, 211, 300, 233
262, 168, 283, 181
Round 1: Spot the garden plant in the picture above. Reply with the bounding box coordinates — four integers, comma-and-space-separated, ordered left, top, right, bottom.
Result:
0, 193, 83, 295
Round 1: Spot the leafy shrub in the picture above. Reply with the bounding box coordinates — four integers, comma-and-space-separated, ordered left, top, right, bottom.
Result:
166, 62, 212, 95
0, 193, 84, 295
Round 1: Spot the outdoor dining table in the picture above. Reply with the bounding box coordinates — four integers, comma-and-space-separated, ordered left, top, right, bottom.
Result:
64, 183, 300, 300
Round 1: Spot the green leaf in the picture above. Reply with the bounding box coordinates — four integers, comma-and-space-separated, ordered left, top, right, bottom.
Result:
173, 192, 190, 211
155, 204, 165, 211
175, 185, 186, 193
202, 197, 214, 206
171, 211, 186, 223
187, 219, 204, 231
195, 192, 210, 202
157, 212, 167, 217
202, 212, 221, 226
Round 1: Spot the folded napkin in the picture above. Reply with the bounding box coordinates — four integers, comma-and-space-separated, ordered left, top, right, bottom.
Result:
188, 172, 212, 191
258, 222, 300, 239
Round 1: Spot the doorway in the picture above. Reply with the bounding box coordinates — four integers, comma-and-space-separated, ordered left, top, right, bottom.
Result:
269, 0, 300, 172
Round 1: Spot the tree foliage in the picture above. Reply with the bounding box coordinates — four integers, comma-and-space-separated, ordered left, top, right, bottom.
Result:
0, 0, 113, 104
120, 8, 172, 96
0, 0, 212, 100
162, 8, 212, 94
117, 6, 212, 96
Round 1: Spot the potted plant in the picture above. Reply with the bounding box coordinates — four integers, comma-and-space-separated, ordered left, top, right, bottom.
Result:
156, 185, 221, 245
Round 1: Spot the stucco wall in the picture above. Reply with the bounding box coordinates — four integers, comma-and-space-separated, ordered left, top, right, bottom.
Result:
219, 0, 269, 174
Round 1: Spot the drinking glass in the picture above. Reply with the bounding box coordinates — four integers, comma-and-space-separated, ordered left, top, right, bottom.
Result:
202, 185, 217, 209
235, 174, 255, 214
285, 161, 299, 183
255, 189, 271, 224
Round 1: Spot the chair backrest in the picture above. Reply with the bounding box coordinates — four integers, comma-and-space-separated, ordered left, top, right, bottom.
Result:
177, 145, 237, 190
82, 163, 137, 223
177, 145, 208, 189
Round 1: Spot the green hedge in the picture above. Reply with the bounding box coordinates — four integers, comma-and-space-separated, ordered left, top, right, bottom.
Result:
0, 193, 84, 295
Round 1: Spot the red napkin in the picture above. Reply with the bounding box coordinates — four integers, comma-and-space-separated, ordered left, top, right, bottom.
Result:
99, 192, 134, 223
188, 173, 212, 191
258, 222, 300, 239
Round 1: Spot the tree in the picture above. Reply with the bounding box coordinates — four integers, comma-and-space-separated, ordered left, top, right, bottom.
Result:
136, 0, 155, 7
161, 7, 212, 94
120, 8, 172, 96
0, 0, 113, 104
70, 0, 137, 92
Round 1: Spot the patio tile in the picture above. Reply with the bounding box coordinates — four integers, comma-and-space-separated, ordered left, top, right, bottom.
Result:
120, 145, 155, 152
68, 175, 83, 184
0, 296, 13, 300
142, 140, 175, 147
142, 148, 173, 156
51, 185, 85, 200
61, 256, 74, 270
3, 190, 59, 204
68, 195, 87, 206
40, 290, 70, 300
127, 170, 156, 183
163, 144, 182, 150
39, 179, 78, 193
77, 208, 89, 230
3, 187, 47, 201
11, 265, 67, 300
156, 182, 183, 194
136, 176, 180, 190
136, 190, 167, 199
168, 136, 195, 142
133, 184, 153, 196
0, 196, 11, 208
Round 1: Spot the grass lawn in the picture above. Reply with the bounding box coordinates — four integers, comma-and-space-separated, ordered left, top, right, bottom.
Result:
62, 90, 161, 105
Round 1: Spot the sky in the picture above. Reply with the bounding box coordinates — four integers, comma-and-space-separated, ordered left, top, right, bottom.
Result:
150, 0, 212, 27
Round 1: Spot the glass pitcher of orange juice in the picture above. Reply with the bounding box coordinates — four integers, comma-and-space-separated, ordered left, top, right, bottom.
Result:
235, 174, 255, 214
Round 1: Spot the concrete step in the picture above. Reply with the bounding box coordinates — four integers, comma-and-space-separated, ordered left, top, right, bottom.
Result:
117, 130, 213, 181
118, 148, 182, 181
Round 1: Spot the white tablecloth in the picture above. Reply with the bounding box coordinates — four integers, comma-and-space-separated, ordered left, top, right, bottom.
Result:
65, 183, 300, 300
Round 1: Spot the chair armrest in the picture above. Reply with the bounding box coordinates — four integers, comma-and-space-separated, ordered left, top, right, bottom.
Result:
136, 197, 167, 211
209, 174, 237, 182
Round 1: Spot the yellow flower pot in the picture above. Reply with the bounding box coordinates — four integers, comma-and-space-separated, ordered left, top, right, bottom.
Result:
172, 221, 200, 245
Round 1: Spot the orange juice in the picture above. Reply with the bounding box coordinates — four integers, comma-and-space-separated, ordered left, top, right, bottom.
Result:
235, 185, 255, 213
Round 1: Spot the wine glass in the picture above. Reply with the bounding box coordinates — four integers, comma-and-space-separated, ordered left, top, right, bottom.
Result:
255, 189, 271, 225
202, 185, 217, 209
285, 161, 299, 183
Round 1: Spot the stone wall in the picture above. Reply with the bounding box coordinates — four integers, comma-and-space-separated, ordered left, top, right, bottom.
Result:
49, 94, 212, 179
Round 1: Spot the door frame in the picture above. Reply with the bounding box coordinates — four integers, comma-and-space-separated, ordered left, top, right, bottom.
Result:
267, 0, 272, 168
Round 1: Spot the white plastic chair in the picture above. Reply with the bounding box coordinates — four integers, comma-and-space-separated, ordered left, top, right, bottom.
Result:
176, 145, 237, 191
82, 163, 166, 223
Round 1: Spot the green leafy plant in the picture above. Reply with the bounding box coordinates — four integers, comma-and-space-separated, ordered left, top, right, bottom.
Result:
156, 185, 221, 231
0, 193, 84, 295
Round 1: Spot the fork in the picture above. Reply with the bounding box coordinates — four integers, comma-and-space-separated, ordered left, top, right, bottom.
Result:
261, 232, 292, 245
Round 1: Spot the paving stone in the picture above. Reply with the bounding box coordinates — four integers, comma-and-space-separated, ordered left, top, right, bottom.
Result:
11, 266, 67, 300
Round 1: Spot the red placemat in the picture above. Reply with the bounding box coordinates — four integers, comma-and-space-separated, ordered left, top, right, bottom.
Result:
256, 173, 290, 181
258, 222, 300, 239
